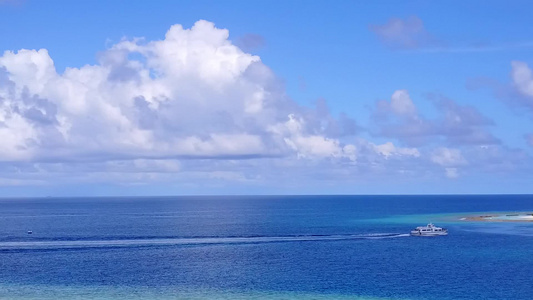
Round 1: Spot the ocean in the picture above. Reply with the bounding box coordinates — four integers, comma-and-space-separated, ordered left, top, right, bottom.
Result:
0, 195, 532, 299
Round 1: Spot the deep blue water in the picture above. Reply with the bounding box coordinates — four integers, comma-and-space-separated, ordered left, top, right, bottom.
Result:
0, 195, 532, 299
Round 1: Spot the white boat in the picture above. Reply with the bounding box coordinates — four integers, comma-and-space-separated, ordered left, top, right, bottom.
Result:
410, 223, 447, 236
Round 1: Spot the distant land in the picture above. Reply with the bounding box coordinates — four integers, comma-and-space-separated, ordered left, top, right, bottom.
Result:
462, 212, 533, 222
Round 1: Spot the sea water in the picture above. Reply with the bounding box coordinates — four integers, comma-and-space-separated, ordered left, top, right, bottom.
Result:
0, 195, 532, 299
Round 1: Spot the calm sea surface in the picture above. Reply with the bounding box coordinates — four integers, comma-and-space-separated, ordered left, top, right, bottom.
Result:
0, 195, 532, 299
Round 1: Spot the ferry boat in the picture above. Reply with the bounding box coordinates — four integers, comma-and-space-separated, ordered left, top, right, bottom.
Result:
410, 223, 447, 236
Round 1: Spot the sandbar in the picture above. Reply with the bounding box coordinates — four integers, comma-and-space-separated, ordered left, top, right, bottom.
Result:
460, 212, 533, 222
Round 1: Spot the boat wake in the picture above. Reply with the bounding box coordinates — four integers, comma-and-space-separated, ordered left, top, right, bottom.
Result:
0, 233, 410, 251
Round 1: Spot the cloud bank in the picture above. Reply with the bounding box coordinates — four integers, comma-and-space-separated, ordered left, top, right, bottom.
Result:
371, 90, 499, 146
0, 20, 528, 193
0, 20, 375, 189
0, 21, 353, 162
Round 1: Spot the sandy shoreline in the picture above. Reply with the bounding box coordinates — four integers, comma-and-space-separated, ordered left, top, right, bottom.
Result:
461, 212, 533, 222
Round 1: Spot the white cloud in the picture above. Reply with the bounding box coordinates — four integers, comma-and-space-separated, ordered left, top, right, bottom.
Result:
0, 21, 306, 162
342, 144, 357, 161
431, 147, 467, 167
430, 148, 468, 178
369, 16, 436, 49
481, 60, 533, 115
270, 114, 356, 160
0, 20, 529, 192
390, 89, 417, 116
0, 20, 369, 189
175, 134, 265, 157
372, 142, 420, 158
511, 61, 533, 98
373, 90, 498, 146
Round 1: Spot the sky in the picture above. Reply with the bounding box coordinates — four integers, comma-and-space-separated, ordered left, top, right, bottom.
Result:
1, 0, 533, 196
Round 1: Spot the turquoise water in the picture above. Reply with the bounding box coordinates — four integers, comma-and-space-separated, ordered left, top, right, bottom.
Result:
0, 195, 532, 299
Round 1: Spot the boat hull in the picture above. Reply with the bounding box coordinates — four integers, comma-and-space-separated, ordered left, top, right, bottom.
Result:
410, 231, 448, 236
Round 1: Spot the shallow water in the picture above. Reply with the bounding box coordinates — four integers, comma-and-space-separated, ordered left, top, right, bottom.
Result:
1, 195, 532, 299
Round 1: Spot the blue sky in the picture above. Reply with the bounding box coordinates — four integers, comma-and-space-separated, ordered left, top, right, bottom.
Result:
1, 0, 533, 196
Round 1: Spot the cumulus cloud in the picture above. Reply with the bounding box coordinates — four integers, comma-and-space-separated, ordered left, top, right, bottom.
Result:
389, 90, 417, 116
0, 20, 529, 191
508, 61, 533, 112
0, 20, 373, 188
431, 147, 467, 178
431, 147, 467, 167
268, 114, 356, 160
370, 90, 506, 179
472, 61, 533, 115
369, 16, 438, 49
0, 21, 297, 162
511, 61, 533, 98
372, 142, 420, 159
372, 90, 499, 146
467, 60, 533, 117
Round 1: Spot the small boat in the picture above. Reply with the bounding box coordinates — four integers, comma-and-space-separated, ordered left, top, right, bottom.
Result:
410, 223, 447, 236
27, 231, 33, 234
